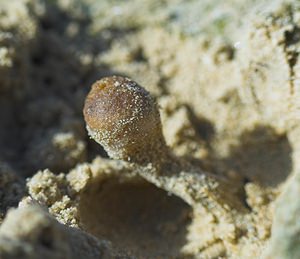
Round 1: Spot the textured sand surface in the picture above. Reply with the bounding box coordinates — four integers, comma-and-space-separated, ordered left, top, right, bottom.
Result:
0, 0, 300, 258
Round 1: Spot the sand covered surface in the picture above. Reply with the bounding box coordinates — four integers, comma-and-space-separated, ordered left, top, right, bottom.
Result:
1, 0, 300, 258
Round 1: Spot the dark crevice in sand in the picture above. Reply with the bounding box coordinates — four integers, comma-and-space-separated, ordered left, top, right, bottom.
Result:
79, 176, 192, 259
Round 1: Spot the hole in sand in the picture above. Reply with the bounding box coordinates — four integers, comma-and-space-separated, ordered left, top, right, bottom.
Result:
79, 177, 192, 258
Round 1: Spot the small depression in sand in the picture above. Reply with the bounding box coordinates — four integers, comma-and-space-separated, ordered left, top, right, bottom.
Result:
79, 176, 192, 258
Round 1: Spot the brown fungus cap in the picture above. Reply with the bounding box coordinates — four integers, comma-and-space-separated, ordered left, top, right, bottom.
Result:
83, 76, 166, 164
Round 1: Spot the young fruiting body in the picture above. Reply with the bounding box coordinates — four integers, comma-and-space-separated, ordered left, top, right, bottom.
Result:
83, 76, 167, 164
83, 75, 245, 215
83, 76, 250, 253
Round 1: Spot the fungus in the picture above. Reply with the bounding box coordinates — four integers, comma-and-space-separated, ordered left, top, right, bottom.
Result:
83, 76, 168, 164
83, 76, 245, 217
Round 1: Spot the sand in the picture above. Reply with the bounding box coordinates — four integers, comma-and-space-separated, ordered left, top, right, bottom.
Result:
0, 0, 300, 258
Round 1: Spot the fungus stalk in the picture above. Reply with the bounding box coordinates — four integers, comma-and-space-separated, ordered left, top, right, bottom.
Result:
83, 76, 246, 219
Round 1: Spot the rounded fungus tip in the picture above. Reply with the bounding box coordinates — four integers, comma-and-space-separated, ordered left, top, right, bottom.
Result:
83, 76, 166, 164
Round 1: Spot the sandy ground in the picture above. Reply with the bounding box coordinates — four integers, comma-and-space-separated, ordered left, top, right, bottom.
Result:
0, 0, 300, 258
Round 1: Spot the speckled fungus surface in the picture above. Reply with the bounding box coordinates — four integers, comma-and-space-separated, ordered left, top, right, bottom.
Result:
83, 76, 167, 164
83, 76, 244, 213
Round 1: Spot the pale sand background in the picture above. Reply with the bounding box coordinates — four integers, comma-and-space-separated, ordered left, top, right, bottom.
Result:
0, 0, 300, 258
